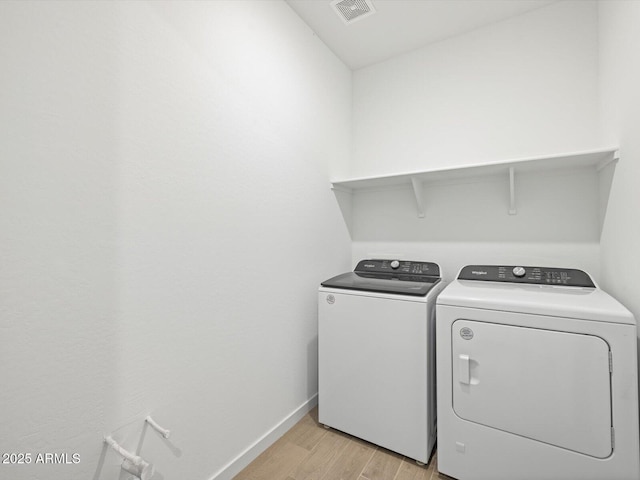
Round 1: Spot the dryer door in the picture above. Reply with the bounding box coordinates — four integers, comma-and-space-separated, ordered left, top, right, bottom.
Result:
452, 319, 612, 458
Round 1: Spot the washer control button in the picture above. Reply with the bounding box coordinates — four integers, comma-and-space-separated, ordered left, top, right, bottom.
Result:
390, 260, 400, 269
513, 266, 526, 278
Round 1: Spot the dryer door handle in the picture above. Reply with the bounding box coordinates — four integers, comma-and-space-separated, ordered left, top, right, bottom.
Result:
459, 354, 471, 385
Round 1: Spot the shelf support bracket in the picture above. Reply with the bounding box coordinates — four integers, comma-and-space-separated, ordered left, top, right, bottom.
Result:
509, 167, 517, 215
411, 177, 425, 218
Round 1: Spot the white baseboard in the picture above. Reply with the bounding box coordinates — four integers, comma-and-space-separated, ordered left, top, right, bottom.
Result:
210, 394, 319, 480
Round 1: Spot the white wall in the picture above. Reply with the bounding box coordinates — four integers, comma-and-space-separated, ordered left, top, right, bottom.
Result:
598, 1, 640, 316
352, 0, 600, 177
351, 168, 601, 243
349, 1, 604, 280
0, 1, 351, 479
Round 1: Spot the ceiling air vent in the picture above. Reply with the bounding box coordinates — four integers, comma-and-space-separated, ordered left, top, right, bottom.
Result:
330, 0, 376, 25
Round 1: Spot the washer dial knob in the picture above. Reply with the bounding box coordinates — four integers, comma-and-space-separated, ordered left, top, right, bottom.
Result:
513, 266, 526, 278
390, 260, 400, 269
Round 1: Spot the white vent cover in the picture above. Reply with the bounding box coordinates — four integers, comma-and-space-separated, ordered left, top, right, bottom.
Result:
330, 0, 376, 25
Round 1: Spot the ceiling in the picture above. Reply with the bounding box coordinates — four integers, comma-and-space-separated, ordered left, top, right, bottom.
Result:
285, 0, 557, 69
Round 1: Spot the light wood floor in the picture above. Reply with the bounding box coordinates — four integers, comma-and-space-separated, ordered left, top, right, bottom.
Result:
234, 407, 452, 480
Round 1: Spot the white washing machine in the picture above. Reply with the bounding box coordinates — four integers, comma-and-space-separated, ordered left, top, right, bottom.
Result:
319, 259, 445, 464
436, 265, 640, 480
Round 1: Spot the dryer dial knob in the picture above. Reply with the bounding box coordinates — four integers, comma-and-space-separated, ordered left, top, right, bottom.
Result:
390, 260, 400, 269
513, 266, 526, 278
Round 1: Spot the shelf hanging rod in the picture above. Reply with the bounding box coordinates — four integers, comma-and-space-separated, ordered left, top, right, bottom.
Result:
145, 416, 171, 439
509, 167, 517, 215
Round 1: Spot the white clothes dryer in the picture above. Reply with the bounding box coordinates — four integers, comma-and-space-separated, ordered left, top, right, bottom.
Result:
436, 265, 640, 480
319, 259, 445, 464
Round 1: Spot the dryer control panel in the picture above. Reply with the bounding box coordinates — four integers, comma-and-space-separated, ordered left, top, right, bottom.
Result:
458, 265, 595, 288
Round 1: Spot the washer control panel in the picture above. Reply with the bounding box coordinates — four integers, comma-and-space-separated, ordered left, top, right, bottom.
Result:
458, 265, 595, 288
355, 259, 440, 278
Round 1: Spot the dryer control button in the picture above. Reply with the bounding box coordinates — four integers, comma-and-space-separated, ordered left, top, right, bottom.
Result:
390, 260, 400, 269
513, 266, 526, 278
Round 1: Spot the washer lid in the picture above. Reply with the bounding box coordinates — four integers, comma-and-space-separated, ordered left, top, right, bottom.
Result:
437, 279, 635, 325
321, 259, 441, 296
321, 272, 440, 296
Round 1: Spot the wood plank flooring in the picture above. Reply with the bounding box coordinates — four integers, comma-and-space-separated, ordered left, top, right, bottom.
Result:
234, 408, 452, 480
